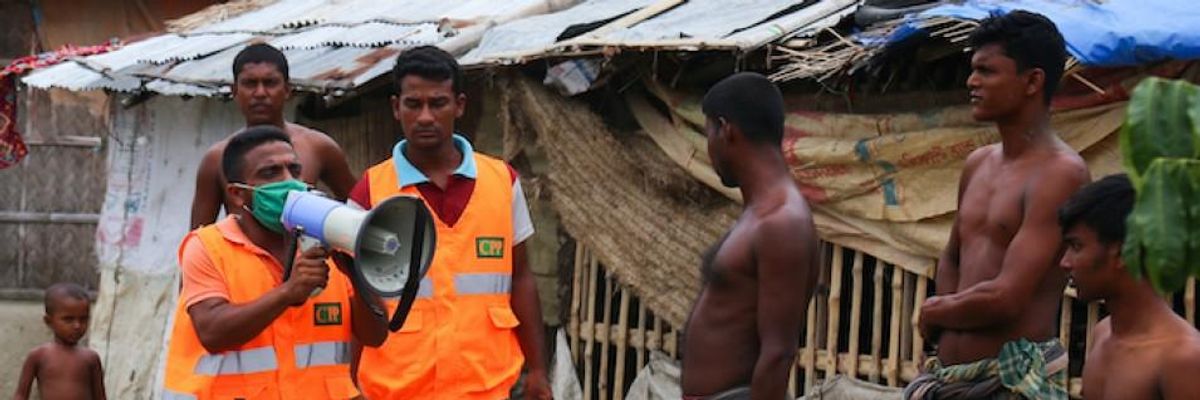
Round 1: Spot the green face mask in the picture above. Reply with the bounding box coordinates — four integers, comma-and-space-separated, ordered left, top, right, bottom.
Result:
233, 179, 309, 234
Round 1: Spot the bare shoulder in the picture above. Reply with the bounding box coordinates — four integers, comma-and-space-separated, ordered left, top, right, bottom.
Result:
24, 343, 50, 361
754, 196, 816, 251
1161, 335, 1200, 381
286, 122, 337, 144
79, 346, 101, 364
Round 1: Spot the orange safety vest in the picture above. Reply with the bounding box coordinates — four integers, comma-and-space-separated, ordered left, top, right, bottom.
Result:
357, 152, 522, 400
162, 223, 359, 400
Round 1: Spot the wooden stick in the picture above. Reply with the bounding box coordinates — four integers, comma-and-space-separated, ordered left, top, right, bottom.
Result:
888, 265, 903, 386
583, 252, 599, 400
900, 272, 915, 362
804, 299, 818, 391
848, 251, 865, 379
571, 245, 586, 364
871, 261, 884, 383
1186, 277, 1196, 324
1061, 295, 1074, 396
825, 245, 844, 378
614, 287, 631, 400
789, 362, 798, 398
912, 274, 928, 373
636, 301, 648, 372
599, 276, 615, 400
1085, 302, 1100, 352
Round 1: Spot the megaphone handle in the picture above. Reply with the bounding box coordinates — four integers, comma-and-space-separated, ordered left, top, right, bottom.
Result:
389, 208, 428, 332
282, 228, 302, 282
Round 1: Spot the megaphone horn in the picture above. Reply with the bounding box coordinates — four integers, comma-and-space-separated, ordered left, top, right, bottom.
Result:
281, 191, 436, 330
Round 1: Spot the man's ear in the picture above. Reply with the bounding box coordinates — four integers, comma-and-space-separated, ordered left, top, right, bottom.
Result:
720, 117, 740, 144
455, 92, 467, 119
226, 184, 249, 211
1110, 242, 1126, 271
1025, 68, 1046, 98
390, 95, 402, 121
43, 314, 51, 326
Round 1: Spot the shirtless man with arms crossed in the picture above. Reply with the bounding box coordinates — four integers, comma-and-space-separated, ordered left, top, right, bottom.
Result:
190, 43, 355, 229
906, 11, 1089, 400
1058, 174, 1200, 400
680, 72, 820, 400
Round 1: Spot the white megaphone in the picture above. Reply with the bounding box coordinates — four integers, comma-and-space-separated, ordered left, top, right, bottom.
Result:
280, 191, 435, 330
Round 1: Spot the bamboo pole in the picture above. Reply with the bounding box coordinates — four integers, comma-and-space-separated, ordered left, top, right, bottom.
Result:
911, 274, 928, 373
1186, 277, 1196, 324
1061, 296, 1074, 396
571, 246, 586, 363
900, 272, 915, 362
583, 253, 599, 400
825, 245, 844, 377
888, 266, 903, 386
636, 301, 648, 371
614, 288, 631, 400
804, 299, 818, 391
848, 251, 865, 379
599, 276, 615, 400
871, 262, 884, 383
1085, 303, 1100, 353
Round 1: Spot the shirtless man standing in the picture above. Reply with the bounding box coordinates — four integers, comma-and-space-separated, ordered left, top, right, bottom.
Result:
905, 11, 1089, 400
680, 72, 819, 400
190, 43, 356, 229
1058, 174, 1200, 400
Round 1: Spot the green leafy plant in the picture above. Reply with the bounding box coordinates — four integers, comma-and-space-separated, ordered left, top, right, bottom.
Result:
1120, 77, 1200, 293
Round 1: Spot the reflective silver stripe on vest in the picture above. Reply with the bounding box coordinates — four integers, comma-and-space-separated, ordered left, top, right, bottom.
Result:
454, 273, 512, 295
193, 346, 278, 376
416, 277, 433, 299
162, 389, 198, 400
294, 341, 351, 369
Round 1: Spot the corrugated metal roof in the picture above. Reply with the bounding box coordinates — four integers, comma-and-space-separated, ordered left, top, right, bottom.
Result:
22, 0, 569, 96
463, 0, 859, 65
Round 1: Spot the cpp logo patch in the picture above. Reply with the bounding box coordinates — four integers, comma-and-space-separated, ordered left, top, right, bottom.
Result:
476, 237, 505, 259
314, 302, 342, 326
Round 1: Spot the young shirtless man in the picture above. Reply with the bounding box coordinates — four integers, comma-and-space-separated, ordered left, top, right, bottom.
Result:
1058, 174, 1200, 400
190, 43, 356, 229
906, 11, 1089, 400
14, 283, 105, 400
680, 72, 820, 400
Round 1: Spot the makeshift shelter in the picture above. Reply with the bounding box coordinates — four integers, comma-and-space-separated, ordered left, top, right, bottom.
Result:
463, 0, 1200, 398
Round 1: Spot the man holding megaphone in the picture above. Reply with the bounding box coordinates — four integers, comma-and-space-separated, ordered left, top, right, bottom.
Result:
162, 126, 389, 399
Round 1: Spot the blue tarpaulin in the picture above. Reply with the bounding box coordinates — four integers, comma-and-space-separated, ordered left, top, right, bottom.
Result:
889, 0, 1200, 66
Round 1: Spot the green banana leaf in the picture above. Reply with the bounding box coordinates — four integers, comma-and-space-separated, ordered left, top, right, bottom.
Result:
1119, 77, 1200, 186
1124, 159, 1192, 292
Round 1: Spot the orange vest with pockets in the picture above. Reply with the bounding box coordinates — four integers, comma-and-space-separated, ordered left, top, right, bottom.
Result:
162, 222, 359, 400
357, 152, 522, 400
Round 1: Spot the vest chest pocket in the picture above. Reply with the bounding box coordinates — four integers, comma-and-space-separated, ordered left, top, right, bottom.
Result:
487, 306, 520, 329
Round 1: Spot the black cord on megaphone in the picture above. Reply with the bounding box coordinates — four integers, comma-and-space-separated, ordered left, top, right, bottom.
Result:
282, 226, 302, 282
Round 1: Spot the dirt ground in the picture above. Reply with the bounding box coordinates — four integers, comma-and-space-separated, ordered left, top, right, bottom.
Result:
0, 299, 55, 399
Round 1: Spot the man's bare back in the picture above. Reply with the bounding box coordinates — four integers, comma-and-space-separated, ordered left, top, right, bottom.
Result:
16, 343, 104, 400
930, 141, 1088, 365
190, 122, 354, 228
1083, 315, 1200, 399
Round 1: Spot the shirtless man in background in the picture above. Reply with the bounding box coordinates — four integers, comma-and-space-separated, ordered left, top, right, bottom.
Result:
906, 11, 1089, 400
1058, 174, 1200, 400
680, 72, 819, 400
190, 43, 355, 229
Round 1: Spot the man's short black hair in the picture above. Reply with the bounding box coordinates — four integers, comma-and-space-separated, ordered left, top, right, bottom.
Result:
969, 10, 1067, 104
1058, 174, 1134, 244
45, 282, 90, 314
222, 125, 292, 183
701, 72, 786, 145
232, 43, 289, 82
391, 45, 462, 95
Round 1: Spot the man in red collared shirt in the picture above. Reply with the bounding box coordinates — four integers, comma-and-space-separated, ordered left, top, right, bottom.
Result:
347, 46, 549, 400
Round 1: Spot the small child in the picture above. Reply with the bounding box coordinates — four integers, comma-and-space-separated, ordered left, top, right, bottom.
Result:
14, 282, 106, 400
